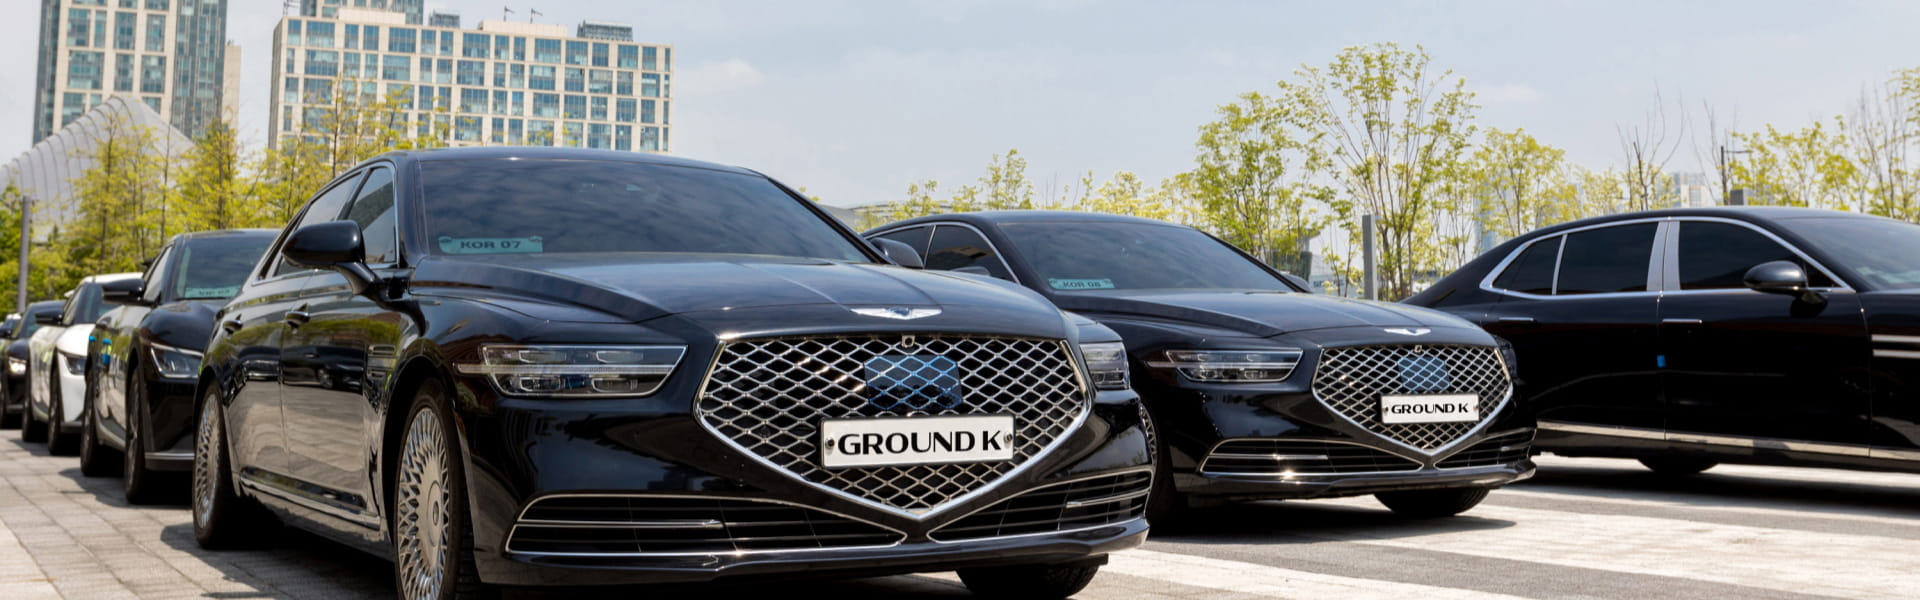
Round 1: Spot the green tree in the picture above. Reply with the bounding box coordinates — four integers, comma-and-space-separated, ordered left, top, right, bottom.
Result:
1729, 120, 1859, 210
1468, 128, 1575, 242
174, 118, 257, 232
1183, 91, 1334, 274
1069, 171, 1182, 222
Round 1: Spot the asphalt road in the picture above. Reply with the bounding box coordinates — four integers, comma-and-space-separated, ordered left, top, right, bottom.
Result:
1, 433, 1916, 599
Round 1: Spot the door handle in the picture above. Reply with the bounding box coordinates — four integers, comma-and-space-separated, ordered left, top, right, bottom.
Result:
1495, 317, 1537, 326
220, 320, 242, 334
1662, 318, 1705, 325
285, 310, 311, 328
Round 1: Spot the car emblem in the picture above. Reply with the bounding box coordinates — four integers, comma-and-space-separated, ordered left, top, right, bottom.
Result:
1385, 327, 1432, 336
852, 307, 942, 320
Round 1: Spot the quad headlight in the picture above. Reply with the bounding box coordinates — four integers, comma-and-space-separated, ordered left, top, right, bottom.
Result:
455, 344, 687, 398
1078, 342, 1130, 390
1148, 349, 1304, 383
148, 343, 203, 380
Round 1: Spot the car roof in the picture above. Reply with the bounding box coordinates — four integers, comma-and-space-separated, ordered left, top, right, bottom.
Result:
1530, 206, 1887, 237
367, 146, 762, 177
174, 228, 277, 243
78, 272, 141, 285
26, 300, 61, 314
874, 210, 1183, 231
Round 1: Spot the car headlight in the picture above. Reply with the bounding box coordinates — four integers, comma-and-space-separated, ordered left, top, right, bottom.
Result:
7, 357, 23, 375
1148, 349, 1303, 383
454, 344, 687, 398
1078, 342, 1129, 390
59, 351, 86, 376
148, 343, 203, 380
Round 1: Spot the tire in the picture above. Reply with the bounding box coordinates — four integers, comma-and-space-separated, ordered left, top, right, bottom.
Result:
1639, 456, 1717, 476
20, 393, 45, 443
122, 374, 163, 504
46, 377, 77, 456
1375, 487, 1492, 518
192, 390, 274, 549
958, 562, 1103, 599
78, 385, 119, 477
1142, 408, 1184, 525
0, 389, 18, 429
392, 379, 495, 600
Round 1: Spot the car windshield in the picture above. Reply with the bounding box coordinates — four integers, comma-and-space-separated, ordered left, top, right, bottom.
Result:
418, 159, 869, 262
174, 236, 273, 300
1788, 217, 1920, 289
1000, 221, 1291, 292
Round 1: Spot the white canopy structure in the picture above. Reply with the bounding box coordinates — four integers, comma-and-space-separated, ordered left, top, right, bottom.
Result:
1, 96, 193, 238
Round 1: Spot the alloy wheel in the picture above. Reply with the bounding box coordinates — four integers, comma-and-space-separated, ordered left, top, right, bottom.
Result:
192, 400, 219, 529
395, 409, 453, 600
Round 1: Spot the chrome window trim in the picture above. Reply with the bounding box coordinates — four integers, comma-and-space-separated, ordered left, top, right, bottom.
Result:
1542, 420, 1899, 460
1480, 216, 1854, 300
1661, 217, 1853, 293
924, 466, 1153, 545
504, 492, 906, 558
1480, 217, 1667, 300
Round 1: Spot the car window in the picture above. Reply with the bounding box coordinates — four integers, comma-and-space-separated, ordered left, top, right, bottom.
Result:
345, 167, 398, 265
1787, 217, 1920, 289
926, 225, 1013, 280
1555, 223, 1656, 295
1677, 221, 1835, 290
272, 172, 366, 277
61, 283, 109, 325
872, 226, 932, 257
141, 245, 172, 304
1492, 236, 1559, 295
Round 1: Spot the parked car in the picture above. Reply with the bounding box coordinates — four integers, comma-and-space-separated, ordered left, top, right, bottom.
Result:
1406, 207, 1920, 476
193, 148, 1150, 599
864, 212, 1534, 519
3, 301, 63, 429
80, 230, 275, 501
24, 274, 140, 452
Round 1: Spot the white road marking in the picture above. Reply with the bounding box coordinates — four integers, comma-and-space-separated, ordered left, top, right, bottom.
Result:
1105, 549, 1536, 600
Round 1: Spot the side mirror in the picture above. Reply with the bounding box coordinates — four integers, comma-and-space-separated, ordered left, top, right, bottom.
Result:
1744, 260, 1824, 305
102, 278, 146, 306
285, 221, 380, 295
871, 238, 925, 269
34, 312, 60, 325
1280, 272, 1313, 293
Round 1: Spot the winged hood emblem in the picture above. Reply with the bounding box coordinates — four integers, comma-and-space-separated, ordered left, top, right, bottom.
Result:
852, 307, 943, 320
1384, 327, 1432, 336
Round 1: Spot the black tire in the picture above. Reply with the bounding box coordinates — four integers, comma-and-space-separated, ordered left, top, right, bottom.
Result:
1375, 487, 1492, 518
122, 375, 163, 504
46, 377, 77, 456
78, 385, 119, 477
0, 392, 19, 429
958, 562, 1103, 599
192, 390, 274, 549
1639, 456, 1717, 476
19, 394, 45, 443
391, 379, 495, 600
1142, 409, 1184, 525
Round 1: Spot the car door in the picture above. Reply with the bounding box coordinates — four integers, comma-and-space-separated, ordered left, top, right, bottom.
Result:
97, 244, 171, 438
1658, 218, 1869, 450
1479, 220, 1666, 444
224, 173, 365, 484
282, 165, 401, 526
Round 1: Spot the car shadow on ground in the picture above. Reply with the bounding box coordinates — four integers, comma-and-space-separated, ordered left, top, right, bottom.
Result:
1146, 498, 1516, 543
1517, 460, 1920, 519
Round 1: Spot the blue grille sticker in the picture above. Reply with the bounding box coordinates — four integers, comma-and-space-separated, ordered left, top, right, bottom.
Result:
1397, 355, 1452, 393
864, 355, 963, 411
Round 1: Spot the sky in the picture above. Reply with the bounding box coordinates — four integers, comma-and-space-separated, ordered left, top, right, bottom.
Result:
4, 0, 1920, 208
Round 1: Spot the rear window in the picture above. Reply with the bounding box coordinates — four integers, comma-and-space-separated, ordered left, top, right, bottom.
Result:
1555, 224, 1656, 295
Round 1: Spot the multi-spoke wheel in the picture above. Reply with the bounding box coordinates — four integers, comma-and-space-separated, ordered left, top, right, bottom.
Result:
391, 380, 492, 600
123, 375, 163, 504
192, 390, 272, 548
78, 385, 118, 477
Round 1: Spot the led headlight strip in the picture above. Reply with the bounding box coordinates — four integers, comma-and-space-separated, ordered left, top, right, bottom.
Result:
455, 344, 686, 398
1147, 349, 1304, 383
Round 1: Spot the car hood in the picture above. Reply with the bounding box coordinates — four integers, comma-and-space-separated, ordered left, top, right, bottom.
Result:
1050, 290, 1479, 338
413, 254, 1073, 337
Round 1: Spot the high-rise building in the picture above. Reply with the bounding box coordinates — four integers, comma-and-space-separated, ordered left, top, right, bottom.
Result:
300, 0, 422, 25
268, 9, 674, 153
31, 0, 231, 144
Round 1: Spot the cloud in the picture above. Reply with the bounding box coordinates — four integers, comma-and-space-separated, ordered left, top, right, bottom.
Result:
679, 59, 766, 95
1477, 82, 1546, 105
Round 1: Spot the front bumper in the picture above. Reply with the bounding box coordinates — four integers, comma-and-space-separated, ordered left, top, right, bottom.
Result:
142, 377, 201, 471
1183, 460, 1534, 500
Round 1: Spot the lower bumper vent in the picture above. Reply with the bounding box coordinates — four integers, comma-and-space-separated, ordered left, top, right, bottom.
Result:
930, 471, 1150, 542
506, 496, 904, 556
1436, 429, 1535, 469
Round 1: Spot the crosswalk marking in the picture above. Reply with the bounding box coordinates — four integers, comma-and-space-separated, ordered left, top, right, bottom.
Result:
1497, 487, 1920, 527
1106, 549, 1536, 600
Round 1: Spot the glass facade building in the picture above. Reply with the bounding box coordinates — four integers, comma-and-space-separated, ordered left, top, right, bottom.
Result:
269, 10, 673, 153
31, 0, 231, 144
301, 0, 422, 25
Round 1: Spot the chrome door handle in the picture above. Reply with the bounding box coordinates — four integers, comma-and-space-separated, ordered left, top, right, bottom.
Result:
1495, 317, 1536, 325
285, 310, 311, 327
1662, 318, 1704, 325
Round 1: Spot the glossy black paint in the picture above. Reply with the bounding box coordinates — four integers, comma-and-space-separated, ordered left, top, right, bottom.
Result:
866, 211, 1535, 502
198, 148, 1149, 586
2, 301, 61, 420
1407, 207, 1920, 472
90, 230, 276, 471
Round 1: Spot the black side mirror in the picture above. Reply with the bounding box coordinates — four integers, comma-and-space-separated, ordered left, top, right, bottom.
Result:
871, 238, 925, 269
34, 312, 60, 325
286, 221, 380, 295
1744, 260, 1825, 305
101, 278, 146, 306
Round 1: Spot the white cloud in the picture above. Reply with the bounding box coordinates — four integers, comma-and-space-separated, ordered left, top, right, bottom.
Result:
1477, 82, 1546, 105
678, 59, 766, 95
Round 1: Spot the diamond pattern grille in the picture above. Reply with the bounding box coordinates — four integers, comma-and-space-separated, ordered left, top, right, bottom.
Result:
697, 335, 1088, 513
1310, 345, 1510, 452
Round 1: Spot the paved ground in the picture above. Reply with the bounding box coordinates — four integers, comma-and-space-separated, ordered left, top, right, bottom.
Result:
2, 431, 1918, 599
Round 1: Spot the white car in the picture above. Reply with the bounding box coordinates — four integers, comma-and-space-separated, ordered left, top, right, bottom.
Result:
22, 273, 139, 454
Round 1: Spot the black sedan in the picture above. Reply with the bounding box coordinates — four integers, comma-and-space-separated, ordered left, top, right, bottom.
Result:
1407, 207, 1920, 476
1, 301, 61, 429
865, 212, 1534, 519
192, 148, 1150, 599
81, 229, 274, 502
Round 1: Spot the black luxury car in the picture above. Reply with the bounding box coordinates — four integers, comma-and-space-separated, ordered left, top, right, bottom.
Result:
4, 301, 63, 430
80, 229, 275, 501
865, 212, 1534, 519
1407, 207, 1920, 476
192, 148, 1151, 599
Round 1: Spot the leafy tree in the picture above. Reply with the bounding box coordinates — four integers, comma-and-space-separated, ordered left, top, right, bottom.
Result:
1468, 128, 1575, 243
1729, 120, 1859, 210
1183, 91, 1334, 274
175, 118, 256, 232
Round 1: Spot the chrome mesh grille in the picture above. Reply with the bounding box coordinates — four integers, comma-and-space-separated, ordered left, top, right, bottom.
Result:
1310, 345, 1510, 452
697, 335, 1088, 513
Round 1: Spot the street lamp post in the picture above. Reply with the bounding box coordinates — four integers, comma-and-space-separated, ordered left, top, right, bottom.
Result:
15, 193, 26, 315
1720, 145, 1751, 206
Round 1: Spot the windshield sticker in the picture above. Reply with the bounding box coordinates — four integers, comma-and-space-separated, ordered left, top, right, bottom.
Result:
1049, 278, 1115, 290
182, 286, 240, 299
438, 236, 544, 254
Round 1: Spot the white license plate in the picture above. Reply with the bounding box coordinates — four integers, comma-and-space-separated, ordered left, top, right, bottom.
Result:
819, 415, 1015, 468
1380, 394, 1480, 424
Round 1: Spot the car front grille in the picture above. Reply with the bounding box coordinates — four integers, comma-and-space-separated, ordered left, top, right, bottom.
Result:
697, 334, 1088, 515
1200, 439, 1422, 475
1310, 345, 1511, 453
1437, 428, 1535, 469
505, 496, 905, 556
929, 471, 1150, 542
